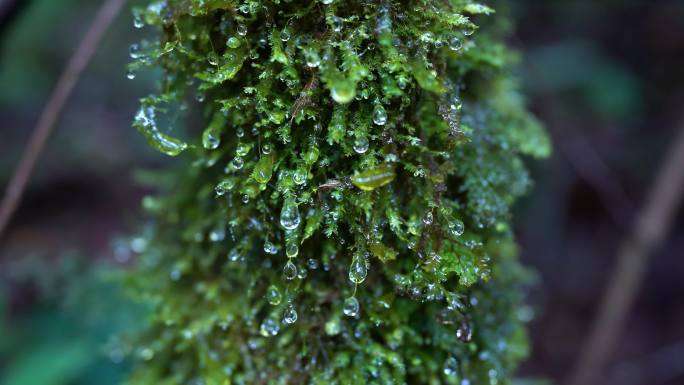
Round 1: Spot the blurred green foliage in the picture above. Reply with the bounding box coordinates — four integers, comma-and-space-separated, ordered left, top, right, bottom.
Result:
0, 256, 142, 385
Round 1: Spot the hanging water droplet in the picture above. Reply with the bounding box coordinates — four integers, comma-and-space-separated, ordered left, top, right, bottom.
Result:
202, 130, 221, 149
307, 258, 318, 269
372, 105, 388, 125
207, 52, 219, 66
227, 36, 241, 49
353, 136, 369, 154
305, 50, 321, 68
285, 239, 299, 258
236, 128, 245, 138
133, 13, 145, 28
349, 255, 368, 284
279, 199, 301, 230
331, 81, 356, 104
293, 169, 307, 185
283, 260, 297, 280
448, 219, 465, 237
228, 248, 241, 262
209, 227, 225, 242
232, 156, 244, 169
133, 106, 188, 156
449, 36, 463, 51
423, 211, 434, 225
343, 296, 360, 317
235, 143, 250, 156
443, 356, 459, 376
259, 317, 280, 337
241, 194, 249, 203
262, 143, 272, 155
463, 24, 476, 36
283, 305, 298, 324
330, 16, 343, 33
325, 318, 341, 335
237, 23, 247, 36
280, 29, 291, 42
196, 92, 206, 102
126, 69, 136, 80
252, 157, 273, 184
264, 240, 277, 254
129, 43, 141, 59
266, 285, 282, 305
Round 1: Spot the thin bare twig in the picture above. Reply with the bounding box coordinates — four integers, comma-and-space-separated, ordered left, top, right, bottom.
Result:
567, 123, 684, 385
0, 0, 126, 239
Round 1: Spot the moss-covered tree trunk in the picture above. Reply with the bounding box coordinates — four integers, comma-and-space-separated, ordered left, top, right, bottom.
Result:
126, 1, 550, 384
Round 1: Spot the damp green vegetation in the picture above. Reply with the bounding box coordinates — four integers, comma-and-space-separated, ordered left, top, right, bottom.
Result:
125, 0, 550, 384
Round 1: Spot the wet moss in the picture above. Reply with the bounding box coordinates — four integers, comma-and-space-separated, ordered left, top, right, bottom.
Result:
126, 1, 550, 384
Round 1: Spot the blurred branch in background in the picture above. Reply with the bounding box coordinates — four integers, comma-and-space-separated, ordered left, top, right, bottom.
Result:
0, 0, 125, 240
567, 122, 684, 385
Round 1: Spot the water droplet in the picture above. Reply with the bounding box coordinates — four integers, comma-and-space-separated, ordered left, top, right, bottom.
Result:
330, 81, 356, 104
343, 296, 359, 317
280, 29, 291, 42
235, 143, 250, 157
285, 239, 299, 258
325, 318, 341, 335
449, 36, 463, 51
463, 24, 476, 36
228, 248, 241, 262
209, 227, 225, 242
202, 130, 221, 149
126, 69, 136, 79
283, 260, 297, 280
241, 194, 249, 204
227, 36, 241, 49
349, 255, 368, 284
423, 211, 433, 225
236, 128, 245, 138
266, 285, 282, 305
207, 52, 219, 66
293, 169, 307, 185
129, 43, 141, 59
307, 258, 318, 269
353, 136, 369, 154
351, 163, 396, 191
232, 156, 244, 169
196, 92, 206, 102
133, 106, 188, 156
372, 105, 388, 125
237, 23, 247, 36
259, 317, 280, 337
330, 16, 343, 33
283, 305, 298, 324
279, 199, 301, 230
305, 50, 321, 68
304, 146, 319, 165
264, 240, 278, 254
443, 356, 459, 376
252, 157, 272, 184
449, 219, 465, 236
261, 144, 272, 154
133, 13, 145, 28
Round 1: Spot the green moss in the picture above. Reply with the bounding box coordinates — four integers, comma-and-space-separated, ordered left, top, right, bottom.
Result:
126, 1, 549, 384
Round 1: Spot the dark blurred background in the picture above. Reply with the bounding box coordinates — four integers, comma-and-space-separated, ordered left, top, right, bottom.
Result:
0, 1, 683, 384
